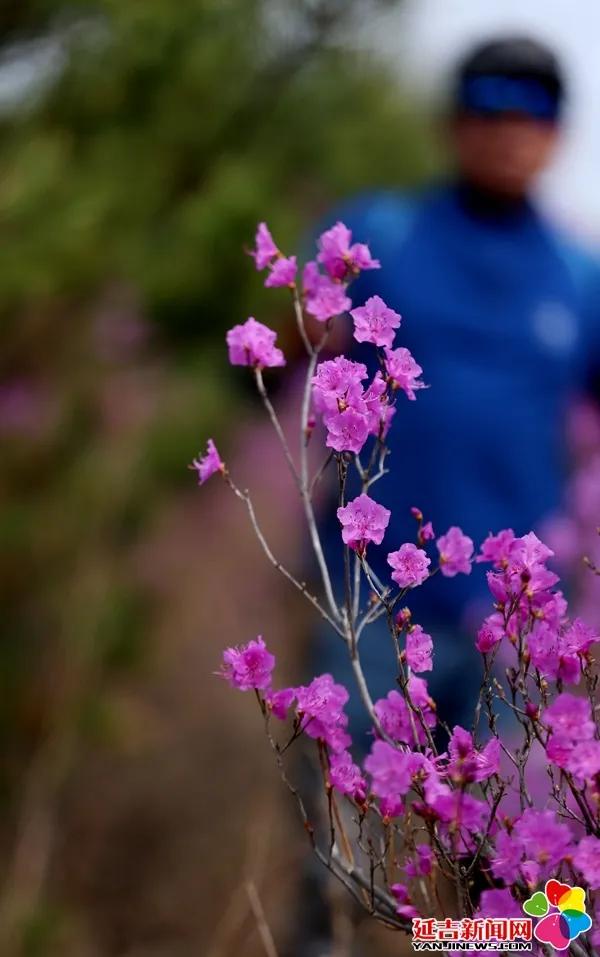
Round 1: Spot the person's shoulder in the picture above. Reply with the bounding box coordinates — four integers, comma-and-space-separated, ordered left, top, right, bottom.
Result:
320, 188, 422, 250
543, 219, 600, 297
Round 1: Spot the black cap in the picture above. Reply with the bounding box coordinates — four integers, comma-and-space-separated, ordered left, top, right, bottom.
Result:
454, 35, 565, 118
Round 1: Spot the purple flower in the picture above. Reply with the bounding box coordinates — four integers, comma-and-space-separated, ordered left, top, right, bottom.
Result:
311, 356, 367, 415
512, 808, 574, 876
316, 221, 380, 280
447, 726, 500, 783
265, 255, 297, 288
544, 693, 595, 741
437, 526, 474, 577
387, 543, 430, 588
374, 680, 436, 747
477, 529, 519, 567
405, 625, 433, 673
405, 845, 433, 878
325, 407, 370, 454
220, 636, 275, 691
266, 687, 295, 720
384, 346, 425, 400
363, 372, 394, 437
490, 829, 522, 884
190, 438, 223, 484
329, 750, 367, 802
295, 674, 351, 752
573, 836, 600, 889
475, 614, 504, 653
226, 317, 286, 368
303, 261, 352, 322
250, 222, 279, 270
364, 741, 428, 815
337, 493, 391, 554
351, 295, 401, 348
390, 883, 419, 919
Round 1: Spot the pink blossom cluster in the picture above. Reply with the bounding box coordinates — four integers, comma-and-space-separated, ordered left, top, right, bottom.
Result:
544, 692, 600, 783
311, 357, 395, 453
226, 316, 286, 369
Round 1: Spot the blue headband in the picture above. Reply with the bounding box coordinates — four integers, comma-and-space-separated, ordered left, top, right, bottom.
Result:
459, 74, 560, 121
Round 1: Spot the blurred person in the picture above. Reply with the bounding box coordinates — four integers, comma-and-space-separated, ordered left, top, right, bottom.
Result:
310, 34, 600, 740
290, 35, 600, 957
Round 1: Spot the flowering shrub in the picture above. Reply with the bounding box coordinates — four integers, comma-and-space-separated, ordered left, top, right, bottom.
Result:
192, 220, 600, 947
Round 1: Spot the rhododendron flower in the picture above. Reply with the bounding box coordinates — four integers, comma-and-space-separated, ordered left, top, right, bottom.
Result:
512, 808, 574, 877
478, 889, 521, 920
317, 221, 380, 280
302, 261, 352, 322
311, 356, 367, 415
364, 741, 430, 816
190, 438, 223, 484
226, 317, 285, 368
420, 521, 435, 542
446, 726, 500, 783
544, 692, 595, 740
528, 616, 598, 685
295, 674, 351, 752
405, 625, 433, 672
387, 543, 430, 588
374, 681, 436, 747
490, 829, 522, 884
220, 636, 275, 691
363, 372, 394, 437
329, 750, 367, 802
383, 346, 425, 399
427, 787, 488, 832
574, 836, 600, 889
337, 493, 391, 554
350, 295, 401, 348
477, 529, 519, 567
325, 407, 370, 454
390, 883, 419, 919
405, 845, 433, 878
266, 687, 295, 720
265, 255, 297, 288
437, 526, 473, 577
250, 222, 278, 270
475, 613, 504, 653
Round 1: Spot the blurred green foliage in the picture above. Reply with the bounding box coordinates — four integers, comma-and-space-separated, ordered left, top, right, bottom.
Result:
0, 0, 436, 949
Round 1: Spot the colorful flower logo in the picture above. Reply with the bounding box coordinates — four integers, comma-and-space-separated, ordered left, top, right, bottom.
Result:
523, 879, 591, 950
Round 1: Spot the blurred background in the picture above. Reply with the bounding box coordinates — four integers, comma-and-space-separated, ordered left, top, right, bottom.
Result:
1, 1, 600, 954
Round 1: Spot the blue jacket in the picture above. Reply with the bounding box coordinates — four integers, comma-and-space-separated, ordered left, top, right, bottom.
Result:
318, 183, 600, 631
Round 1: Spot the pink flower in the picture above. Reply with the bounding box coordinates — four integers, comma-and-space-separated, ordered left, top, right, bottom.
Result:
512, 808, 573, 876
265, 255, 297, 288
477, 529, 519, 567
311, 356, 367, 416
226, 317, 286, 368
437, 526, 474, 577
374, 681, 436, 747
303, 261, 352, 322
350, 295, 401, 348
384, 346, 425, 400
190, 438, 223, 484
266, 687, 295, 720
325, 407, 370, 454
390, 884, 419, 919
405, 625, 433, 672
405, 845, 433, 878
363, 372, 394, 437
295, 674, 351, 753
387, 543, 430, 588
329, 750, 367, 802
573, 836, 600, 889
475, 613, 504, 653
364, 741, 428, 815
250, 222, 278, 270
317, 221, 380, 280
220, 636, 275, 691
420, 521, 435, 543
490, 829, 522, 883
544, 692, 595, 741
337, 493, 391, 554
447, 726, 500, 783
